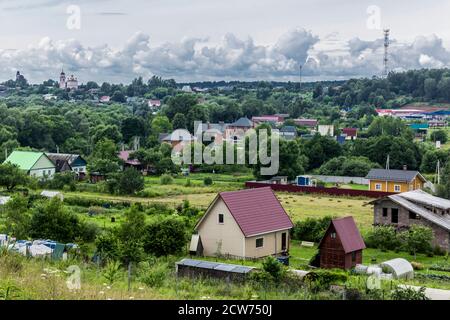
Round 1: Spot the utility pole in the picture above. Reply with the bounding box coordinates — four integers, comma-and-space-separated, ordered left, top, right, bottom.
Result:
437, 160, 441, 185
386, 154, 390, 170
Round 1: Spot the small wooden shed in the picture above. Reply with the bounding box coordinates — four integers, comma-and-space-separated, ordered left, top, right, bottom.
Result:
318, 216, 366, 270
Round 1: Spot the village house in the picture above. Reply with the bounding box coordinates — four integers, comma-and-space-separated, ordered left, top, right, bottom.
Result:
279, 126, 297, 140
369, 189, 450, 251
318, 125, 334, 137
365, 168, 426, 193
251, 115, 284, 126
294, 118, 318, 129
46, 153, 87, 176
225, 117, 254, 144
341, 128, 358, 140
4, 151, 56, 178
317, 216, 366, 269
191, 187, 293, 259
118, 150, 143, 171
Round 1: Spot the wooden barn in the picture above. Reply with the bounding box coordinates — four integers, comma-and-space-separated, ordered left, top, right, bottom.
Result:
318, 216, 366, 270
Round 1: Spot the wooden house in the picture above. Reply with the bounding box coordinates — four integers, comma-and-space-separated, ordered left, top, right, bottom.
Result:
318, 216, 366, 269
4, 151, 55, 179
365, 168, 426, 193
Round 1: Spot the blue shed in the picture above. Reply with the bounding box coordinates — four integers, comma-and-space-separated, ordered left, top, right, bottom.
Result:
296, 175, 312, 186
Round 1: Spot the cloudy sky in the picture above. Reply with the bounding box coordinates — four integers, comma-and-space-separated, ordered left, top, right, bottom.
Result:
0, 0, 450, 83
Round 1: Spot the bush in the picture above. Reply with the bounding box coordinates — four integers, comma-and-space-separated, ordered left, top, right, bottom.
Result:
203, 177, 213, 186
391, 286, 429, 300
291, 216, 333, 242
364, 225, 400, 251
46, 172, 77, 191
411, 262, 424, 270
143, 216, 187, 256
261, 256, 286, 283
399, 225, 433, 257
138, 262, 168, 288
304, 269, 348, 292
160, 174, 173, 185
28, 198, 94, 243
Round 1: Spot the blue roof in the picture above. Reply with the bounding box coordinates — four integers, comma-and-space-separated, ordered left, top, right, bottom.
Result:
409, 123, 429, 130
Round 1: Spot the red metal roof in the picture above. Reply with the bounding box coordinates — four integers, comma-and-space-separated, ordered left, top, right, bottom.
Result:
321, 216, 366, 253
219, 187, 293, 237
118, 151, 141, 166
342, 128, 357, 136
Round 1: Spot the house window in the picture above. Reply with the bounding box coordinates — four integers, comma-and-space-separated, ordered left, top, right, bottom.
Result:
218, 214, 224, 224
391, 208, 399, 223
375, 183, 382, 191
256, 238, 264, 248
330, 232, 336, 239
382, 208, 388, 217
409, 211, 419, 220
394, 185, 401, 192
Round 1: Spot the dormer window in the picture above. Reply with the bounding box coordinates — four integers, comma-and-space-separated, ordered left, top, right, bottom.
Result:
331, 232, 336, 239
218, 213, 224, 224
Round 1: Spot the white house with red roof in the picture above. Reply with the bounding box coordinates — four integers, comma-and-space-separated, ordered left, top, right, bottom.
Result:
192, 187, 293, 259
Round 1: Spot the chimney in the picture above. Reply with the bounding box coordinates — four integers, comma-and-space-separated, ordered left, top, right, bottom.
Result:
403, 165, 407, 171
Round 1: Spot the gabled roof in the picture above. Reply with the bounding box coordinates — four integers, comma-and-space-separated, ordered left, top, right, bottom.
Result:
118, 150, 141, 166
4, 151, 52, 171
369, 192, 450, 231
319, 216, 366, 253
196, 187, 293, 237
230, 117, 253, 128
397, 189, 450, 210
46, 153, 83, 166
365, 169, 425, 183
342, 128, 357, 136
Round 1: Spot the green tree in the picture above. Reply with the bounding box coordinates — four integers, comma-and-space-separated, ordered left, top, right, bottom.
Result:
28, 198, 89, 243
1, 195, 30, 238
143, 216, 187, 256
172, 113, 187, 129
401, 225, 433, 258
118, 167, 144, 195
0, 163, 29, 191
430, 130, 448, 144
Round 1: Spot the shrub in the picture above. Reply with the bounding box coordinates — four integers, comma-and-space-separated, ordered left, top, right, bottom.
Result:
304, 269, 348, 292
28, 198, 94, 243
261, 256, 286, 283
160, 174, 173, 185
118, 167, 145, 195
203, 177, 213, 186
138, 263, 168, 288
411, 262, 424, 270
399, 225, 433, 257
291, 216, 333, 242
143, 216, 187, 256
364, 225, 400, 251
102, 260, 123, 285
391, 286, 429, 300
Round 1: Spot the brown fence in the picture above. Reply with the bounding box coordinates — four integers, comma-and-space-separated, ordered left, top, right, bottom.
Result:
245, 181, 394, 198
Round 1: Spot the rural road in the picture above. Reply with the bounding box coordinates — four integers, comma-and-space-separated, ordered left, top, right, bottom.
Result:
401, 285, 450, 300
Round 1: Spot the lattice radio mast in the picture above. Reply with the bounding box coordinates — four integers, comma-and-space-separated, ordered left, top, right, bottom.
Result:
383, 29, 390, 77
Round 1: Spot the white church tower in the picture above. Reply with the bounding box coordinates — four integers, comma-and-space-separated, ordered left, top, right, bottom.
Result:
59, 69, 66, 89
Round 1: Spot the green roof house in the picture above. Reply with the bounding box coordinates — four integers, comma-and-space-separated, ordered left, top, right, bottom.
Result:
3, 151, 56, 178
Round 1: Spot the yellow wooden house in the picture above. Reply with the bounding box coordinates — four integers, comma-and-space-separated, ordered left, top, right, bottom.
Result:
365, 169, 426, 193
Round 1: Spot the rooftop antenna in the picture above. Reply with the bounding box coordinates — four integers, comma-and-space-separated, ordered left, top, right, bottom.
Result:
383, 29, 390, 77
385, 154, 390, 170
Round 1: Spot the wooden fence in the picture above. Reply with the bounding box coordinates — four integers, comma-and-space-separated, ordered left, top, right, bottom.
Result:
245, 181, 394, 198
